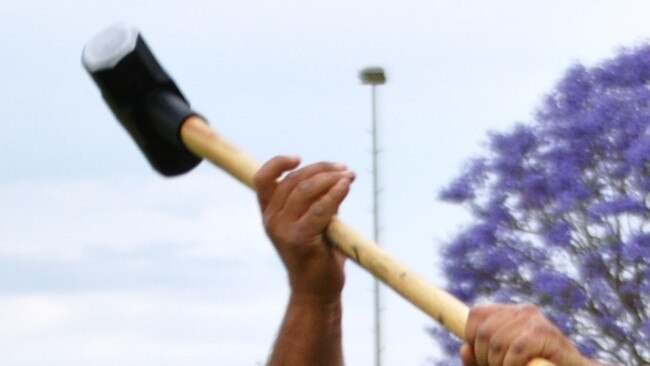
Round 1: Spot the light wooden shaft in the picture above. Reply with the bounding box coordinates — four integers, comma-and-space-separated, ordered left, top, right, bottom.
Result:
179, 115, 555, 366
181, 116, 260, 188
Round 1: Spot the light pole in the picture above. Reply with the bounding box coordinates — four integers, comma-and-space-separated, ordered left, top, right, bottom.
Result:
359, 66, 386, 366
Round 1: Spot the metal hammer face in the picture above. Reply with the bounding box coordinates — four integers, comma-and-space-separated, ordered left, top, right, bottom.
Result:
82, 24, 202, 176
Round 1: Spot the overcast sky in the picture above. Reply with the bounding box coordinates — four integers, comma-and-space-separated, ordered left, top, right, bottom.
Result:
2, 1, 650, 365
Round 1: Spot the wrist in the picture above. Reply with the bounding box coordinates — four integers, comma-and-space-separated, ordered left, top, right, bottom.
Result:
268, 292, 344, 366
289, 292, 343, 309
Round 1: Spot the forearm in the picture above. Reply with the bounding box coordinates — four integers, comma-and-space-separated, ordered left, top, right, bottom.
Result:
267, 294, 344, 366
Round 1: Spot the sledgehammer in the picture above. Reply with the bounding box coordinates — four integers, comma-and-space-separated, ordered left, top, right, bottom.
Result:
82, 24, 553, 366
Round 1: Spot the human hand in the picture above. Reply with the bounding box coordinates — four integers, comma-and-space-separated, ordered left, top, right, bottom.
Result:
461, 304, 595, 366
254, 155, 355, 304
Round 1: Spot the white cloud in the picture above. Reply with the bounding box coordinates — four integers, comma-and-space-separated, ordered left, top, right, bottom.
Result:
0, 172, 269, 262
4, 1, 650, 365
0, 289, 284, 366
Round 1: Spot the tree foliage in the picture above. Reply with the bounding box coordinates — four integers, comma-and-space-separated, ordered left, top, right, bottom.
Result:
433, 45, 650, 365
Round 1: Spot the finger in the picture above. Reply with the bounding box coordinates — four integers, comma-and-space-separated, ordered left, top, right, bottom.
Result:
501, 306, 567, 366
460, 344, 478, 366
470, 305, 517, 366
465, 305, 500, 349
486, 308, 533, 366
268, 162, 348, 215
282, 170, 355, 219
295, 176, 353, 233
502, 329, 539, 366
254, 155, 301, 209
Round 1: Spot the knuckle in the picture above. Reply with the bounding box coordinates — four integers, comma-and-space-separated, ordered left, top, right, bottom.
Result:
311, 202, 326, 216
262, 213, 274, 231
283, 170, 302, 186
253, 174, 267, 192
263, 217, 283, 241
254, 158, 277, 185
509, 334, 530, 355
287, 227, 309, 246
297, 181, 311, 192
469, 304, 491, 322
314, 161, 333, 170
518, 303, 541, 316
282, 170, 296, 182
253, 170, 264, 186
530, 321, 557, 338
488, 333, 504, 354
476, 323, 493, 343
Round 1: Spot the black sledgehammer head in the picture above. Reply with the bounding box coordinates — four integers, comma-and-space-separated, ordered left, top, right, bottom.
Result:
82, 24, 202, 176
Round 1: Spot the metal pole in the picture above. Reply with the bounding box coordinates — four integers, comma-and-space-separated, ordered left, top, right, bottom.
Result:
359, 67, 386, 366
371, 83, 382, 366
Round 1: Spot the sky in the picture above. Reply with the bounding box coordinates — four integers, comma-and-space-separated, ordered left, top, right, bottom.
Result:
2, 1, 650, 365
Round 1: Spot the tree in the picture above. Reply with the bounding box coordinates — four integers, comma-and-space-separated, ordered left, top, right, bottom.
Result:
432, 44, 650, 365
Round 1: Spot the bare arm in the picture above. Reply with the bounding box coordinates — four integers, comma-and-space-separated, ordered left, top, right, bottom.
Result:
268, 294, 343, 366
254, 156, 354, 366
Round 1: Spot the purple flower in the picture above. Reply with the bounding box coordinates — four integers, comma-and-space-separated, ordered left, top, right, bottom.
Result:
598, 315, 627, 338
518, 173, 549, 209
439, 178, 474, 202
533, 271, 587, 309
543, 222, 572, 248
622, 233, 650, 262
552, 65, 592, 113
489, 125, 537, 159
465, 223, 498, 247
580, 252, 607, 278
533, 271, 570, 294
548, 311, 573, 334
435, 42, 650, 365
625, 136, 650, 180
593, 45, 650, 87
439, 158, 487, 203
588, 197, 647, 219
577, 338, 600, 358
641, 320, 650, 340
486, 197, 514, 224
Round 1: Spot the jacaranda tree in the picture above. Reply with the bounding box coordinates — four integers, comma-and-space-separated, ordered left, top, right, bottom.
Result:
432, 44, 650, 365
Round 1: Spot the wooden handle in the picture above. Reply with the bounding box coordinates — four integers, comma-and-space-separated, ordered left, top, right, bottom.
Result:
180, 115, 261, 188
180, 115, 555, 366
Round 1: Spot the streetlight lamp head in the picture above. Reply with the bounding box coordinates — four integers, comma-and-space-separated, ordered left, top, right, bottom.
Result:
360, 67, 386, 85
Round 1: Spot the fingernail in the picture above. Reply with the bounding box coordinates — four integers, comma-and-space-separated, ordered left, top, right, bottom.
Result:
332, 163, 347, 170
339, 175, 355, 188
341, 170, 356, 179
334, 179, 349, 190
